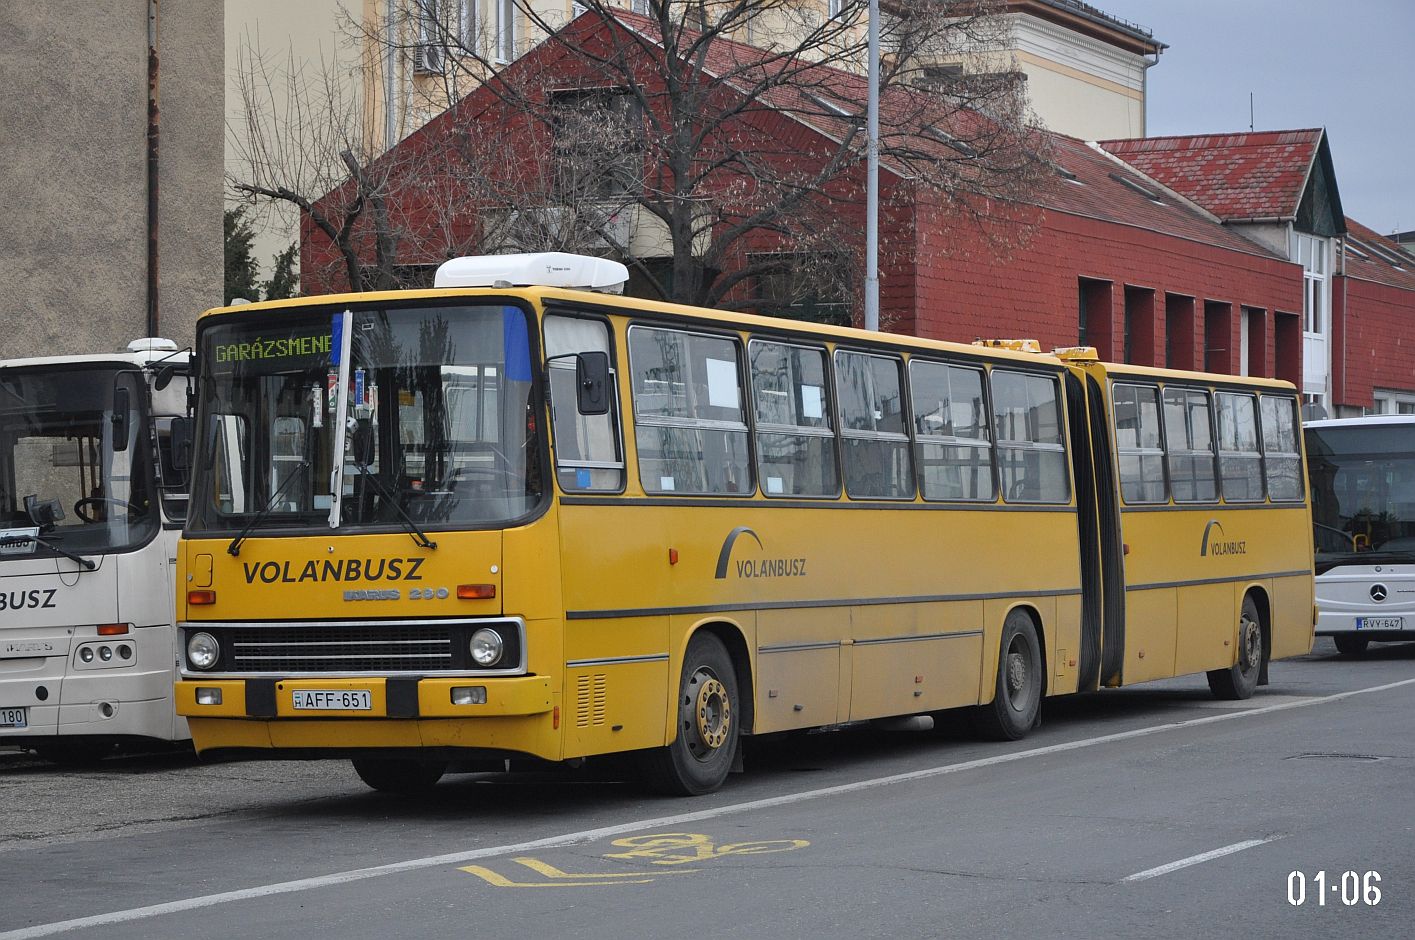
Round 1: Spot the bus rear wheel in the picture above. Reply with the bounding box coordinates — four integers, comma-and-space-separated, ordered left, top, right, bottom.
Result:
351, 758, 446, 794
1208, 596, 1264, 700
1333, 635, 1369, 657
974, 610, 1042, 741
641, 633, 740, 796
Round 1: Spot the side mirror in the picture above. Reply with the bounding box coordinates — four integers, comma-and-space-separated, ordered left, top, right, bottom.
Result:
169, 417, 193, 471
576, 351, 610, 416
24, 495, 65, 531
154, 363, 184, 391
111, 385, 131, 452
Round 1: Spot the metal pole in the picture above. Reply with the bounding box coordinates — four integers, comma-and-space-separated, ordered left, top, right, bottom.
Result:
864, 0, 880, 331
146, 0, 160, 338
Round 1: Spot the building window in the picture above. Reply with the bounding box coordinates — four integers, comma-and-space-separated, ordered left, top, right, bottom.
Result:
1078, 278, 1112, 358
1374, 390, 1415, 415
549, 89, 643, 201
750, 253, 851, 326
496, 0, 516, 62
1296, 233, 1328, 335
414, 0, 446, 73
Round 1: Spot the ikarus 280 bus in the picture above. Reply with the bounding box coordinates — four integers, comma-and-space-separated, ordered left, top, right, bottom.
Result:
0, 339, 191, 763
174, 253, 1314, 796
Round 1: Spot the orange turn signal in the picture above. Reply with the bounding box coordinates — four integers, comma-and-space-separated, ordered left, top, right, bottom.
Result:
456, 583, 496, 600
97, 623, 129, 636
188, 590, 217, 606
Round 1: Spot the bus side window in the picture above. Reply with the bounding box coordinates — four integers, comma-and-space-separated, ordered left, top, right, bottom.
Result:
1162, 387, 1217, 502
836, 350, 913, 500
629, 326, 751, 496
1113, 383, 1166, 504
1260, 394, 1304, 501
749, 340, 838, 497
910, 360, 994, 501
1216, 391, 1264, 502
544, 316, 624, 493
991, 370, 1069, 504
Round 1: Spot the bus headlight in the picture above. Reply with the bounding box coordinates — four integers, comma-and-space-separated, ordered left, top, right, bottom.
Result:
469, 628, 504, 667
187, 632, 220, 670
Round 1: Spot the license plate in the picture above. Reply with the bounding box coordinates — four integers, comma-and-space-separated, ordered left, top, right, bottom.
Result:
1357, 617, 1404, 631
0, 706, 27, 729
291, 690, 372, 711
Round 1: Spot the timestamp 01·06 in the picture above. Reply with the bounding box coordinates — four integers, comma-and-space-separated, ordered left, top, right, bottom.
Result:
1287, 870, 1382, 906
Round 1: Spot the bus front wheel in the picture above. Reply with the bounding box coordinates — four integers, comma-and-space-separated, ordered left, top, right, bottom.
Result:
1208, 596, 1264, 700
641, 632, 740, 796
351, 758, 446, 794
1333, 635, 1369, 657
974, 610, 1042, 741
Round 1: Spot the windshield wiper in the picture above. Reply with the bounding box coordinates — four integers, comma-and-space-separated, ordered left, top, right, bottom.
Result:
12, 534, 97, 571
227, 458, 312, 556
348, 458, 437, 550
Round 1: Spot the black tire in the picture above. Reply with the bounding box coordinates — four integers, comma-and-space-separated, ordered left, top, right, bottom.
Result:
1208, 595, 1264, 700
641, 632, 741, 796
1333, 634, 1369, 657
974, 609, 1043, 741
351, 758, 446, 793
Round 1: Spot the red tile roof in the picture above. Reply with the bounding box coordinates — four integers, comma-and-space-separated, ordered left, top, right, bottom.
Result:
1098, 130, 1324, 222
1342, 217, 1415, 292
1040, 135, 1282, 258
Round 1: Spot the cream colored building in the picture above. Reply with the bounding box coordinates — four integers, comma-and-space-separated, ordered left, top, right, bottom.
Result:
900, 0, 1163, 142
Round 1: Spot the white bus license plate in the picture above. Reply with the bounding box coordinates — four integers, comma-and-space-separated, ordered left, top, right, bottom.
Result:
291, 690, 372, 712
1357, 617, 1404, 631
0, 707, 27, 729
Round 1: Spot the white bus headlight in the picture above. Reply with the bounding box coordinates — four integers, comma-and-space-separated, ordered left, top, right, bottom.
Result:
187, 632, 220, 670
469, 628, 504, 667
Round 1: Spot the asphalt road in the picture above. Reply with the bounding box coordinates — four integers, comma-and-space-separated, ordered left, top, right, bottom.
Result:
3, 637, 1413, 939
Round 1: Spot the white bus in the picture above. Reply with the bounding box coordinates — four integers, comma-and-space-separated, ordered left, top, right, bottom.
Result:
1306, 415, 1415, 655
0, 339, 192, 762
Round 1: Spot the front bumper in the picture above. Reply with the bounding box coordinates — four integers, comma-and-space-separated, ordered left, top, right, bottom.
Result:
175, 675, 559, 760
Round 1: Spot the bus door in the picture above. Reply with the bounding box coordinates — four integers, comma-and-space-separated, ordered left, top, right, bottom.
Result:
1071, 373, 1126, 688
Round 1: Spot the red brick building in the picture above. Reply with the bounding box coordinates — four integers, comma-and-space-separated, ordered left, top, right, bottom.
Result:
303, 11, 1412, 415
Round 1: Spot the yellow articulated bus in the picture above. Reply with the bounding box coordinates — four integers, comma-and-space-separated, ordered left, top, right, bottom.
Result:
174, 252, 1314, 795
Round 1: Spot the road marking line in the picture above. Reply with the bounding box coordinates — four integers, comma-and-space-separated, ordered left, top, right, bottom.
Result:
6, 674, 1415, 939
1123, 837, 1281, 882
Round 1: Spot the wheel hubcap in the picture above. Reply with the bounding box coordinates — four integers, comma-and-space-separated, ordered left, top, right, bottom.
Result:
1239, 615, 1261, 673
1005, 638, 1033, 712
687, 671, 731, 757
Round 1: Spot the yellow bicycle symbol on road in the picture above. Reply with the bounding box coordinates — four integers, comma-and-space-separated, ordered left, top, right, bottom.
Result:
459, 831, 811, 887
605, 832, 810, 866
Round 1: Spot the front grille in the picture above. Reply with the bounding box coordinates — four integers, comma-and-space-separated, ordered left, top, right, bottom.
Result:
182, 618, 526, 675
229, 625, 453, 672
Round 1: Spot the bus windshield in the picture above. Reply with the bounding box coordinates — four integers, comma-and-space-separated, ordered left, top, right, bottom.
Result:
188, 303, 542, 534
1306, 423, 1415, 557
0, 366, 158, 557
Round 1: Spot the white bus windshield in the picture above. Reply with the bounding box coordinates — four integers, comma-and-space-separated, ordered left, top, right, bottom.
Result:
0, 367, 159, 557
1306, 423, 1415, 557
188, 303, 542, 534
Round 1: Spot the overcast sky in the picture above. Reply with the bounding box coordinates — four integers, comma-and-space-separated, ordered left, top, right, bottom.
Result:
1089, 0, 1411, 237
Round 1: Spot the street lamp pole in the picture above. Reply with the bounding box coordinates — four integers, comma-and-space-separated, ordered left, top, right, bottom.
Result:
864, 0, 880, 331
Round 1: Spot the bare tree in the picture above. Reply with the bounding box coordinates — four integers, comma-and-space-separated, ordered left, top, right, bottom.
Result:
367, 0, 1053, 317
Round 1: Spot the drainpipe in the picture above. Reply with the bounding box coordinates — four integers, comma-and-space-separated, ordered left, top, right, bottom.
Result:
146, 0, 160, 338
385, 0, 397, 149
